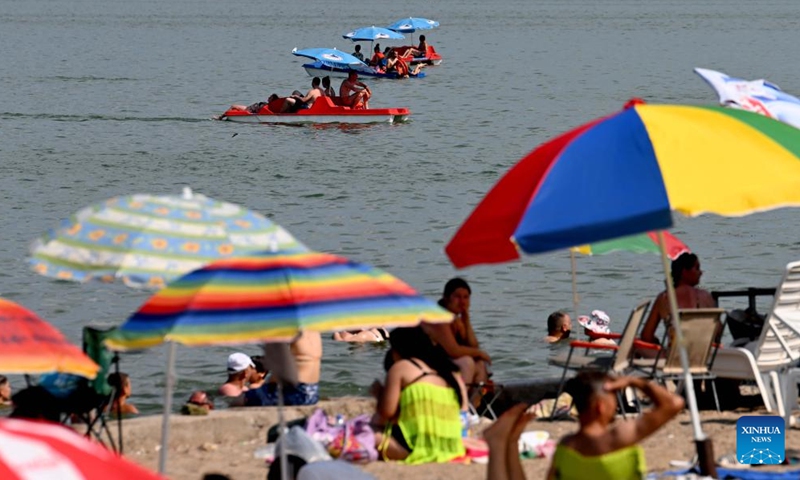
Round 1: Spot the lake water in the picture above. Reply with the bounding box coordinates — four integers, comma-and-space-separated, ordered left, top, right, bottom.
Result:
2, 0, 799, 414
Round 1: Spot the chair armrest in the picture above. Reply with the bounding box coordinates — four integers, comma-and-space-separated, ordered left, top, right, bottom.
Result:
633, 339, 661, 351
569, 340, 618, 350
587, 331, 622, 340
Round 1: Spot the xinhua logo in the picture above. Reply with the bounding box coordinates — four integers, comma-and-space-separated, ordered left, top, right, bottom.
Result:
736, 415, 785, 465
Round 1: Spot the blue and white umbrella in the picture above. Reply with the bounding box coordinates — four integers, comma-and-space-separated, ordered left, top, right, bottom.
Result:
695, 67, 800, 129
343, 26, 405, 42
292, 47, 368, 69
386, 17, 439, 33
28, 187, 307, 289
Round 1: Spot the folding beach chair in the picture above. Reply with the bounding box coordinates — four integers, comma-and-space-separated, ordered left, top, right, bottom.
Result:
547, 300, 651, 419
644, 308, 725, 412
41, 326, 123, 452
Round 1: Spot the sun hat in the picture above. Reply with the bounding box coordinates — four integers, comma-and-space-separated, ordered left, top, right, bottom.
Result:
227, 352, 255, 373
578, 310, 611, 334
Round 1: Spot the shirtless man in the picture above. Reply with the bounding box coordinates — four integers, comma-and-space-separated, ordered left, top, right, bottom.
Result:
544, 311, 572, 343
639, 252, 718, 345
339, 71, 371, 109
292, 77, 323, 109
219, 352, 255, 398
233, 331, 322, 406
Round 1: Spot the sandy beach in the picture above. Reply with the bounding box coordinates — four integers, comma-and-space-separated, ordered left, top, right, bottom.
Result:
120, 397, 800, 480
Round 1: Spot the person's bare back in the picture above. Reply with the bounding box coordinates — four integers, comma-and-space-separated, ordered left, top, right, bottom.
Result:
292, 330, 322, 384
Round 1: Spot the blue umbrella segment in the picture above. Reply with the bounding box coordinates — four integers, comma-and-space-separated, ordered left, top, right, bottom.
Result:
343, 26, 405, 42
386, 17, 439, 33
291, 48, 368, 70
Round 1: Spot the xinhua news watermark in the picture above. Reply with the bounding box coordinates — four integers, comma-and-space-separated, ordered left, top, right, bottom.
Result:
736, 415, 785, 465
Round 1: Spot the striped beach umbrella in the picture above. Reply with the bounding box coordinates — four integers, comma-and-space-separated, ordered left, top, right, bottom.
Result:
569, 231, 690, 316
0, 298, 99, 379
106, 250, 453, 351
445, 100, 800, 475
104, 250, 451, 475
29, 188, 306, 289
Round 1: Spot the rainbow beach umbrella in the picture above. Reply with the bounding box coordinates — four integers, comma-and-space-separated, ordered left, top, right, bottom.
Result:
446, 101, 800, 268
105, 250, 452, 350
569, 231, 690, 315
445, 100, 800, 475
105, 250, 452, 473
0, 298, 99, 379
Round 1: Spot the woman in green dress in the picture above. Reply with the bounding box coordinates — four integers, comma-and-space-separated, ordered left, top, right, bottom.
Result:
370, 327, 468, 464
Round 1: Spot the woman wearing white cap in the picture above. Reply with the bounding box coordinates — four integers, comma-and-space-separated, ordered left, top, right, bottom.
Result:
218, 352, 255, 398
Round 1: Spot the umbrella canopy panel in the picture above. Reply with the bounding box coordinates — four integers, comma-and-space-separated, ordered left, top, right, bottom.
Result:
343, 26, 405, 42
386, 17, 439, 33
29, 190, 307, 289
0, 418, 163, 480
446, 103, 800, 268
106, 250, 453, 351
0, 298, 99, 379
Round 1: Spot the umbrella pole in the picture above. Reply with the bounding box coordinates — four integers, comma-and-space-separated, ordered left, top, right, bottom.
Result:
158, 341, 177, 474
277, 380, 288, 480
657, 231, 717, 477
570, 249, 579, 319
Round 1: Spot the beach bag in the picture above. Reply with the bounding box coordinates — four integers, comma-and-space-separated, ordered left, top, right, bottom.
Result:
328, 414, 376, 463
305, 409, 377, 463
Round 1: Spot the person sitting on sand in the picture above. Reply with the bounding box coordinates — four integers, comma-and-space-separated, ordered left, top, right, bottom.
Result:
9, 386, 61, 422
0, 375, 11, 407
545, 372, 684, 480
339, 72, 371, 109
233, 331, 322, 407
107, 372, 139, 417
639, 252, 718, 346
219, 352, 255, 398
423, 278, 492, 390
371, 327, 467, 463
544, 310, 572, 343
332, 328, 389, 343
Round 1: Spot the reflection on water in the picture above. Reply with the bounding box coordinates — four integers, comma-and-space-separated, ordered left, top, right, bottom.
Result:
1, 0, 799, 414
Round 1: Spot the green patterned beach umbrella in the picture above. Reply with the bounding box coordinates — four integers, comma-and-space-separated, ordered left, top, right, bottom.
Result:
29, 188, 307, 289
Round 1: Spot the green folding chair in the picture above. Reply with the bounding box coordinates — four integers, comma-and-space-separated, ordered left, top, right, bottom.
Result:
80, 325, 123, 453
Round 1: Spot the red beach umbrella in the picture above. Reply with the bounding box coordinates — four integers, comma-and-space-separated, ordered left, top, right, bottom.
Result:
0, 298, 99, 379
0, 418, 163, 480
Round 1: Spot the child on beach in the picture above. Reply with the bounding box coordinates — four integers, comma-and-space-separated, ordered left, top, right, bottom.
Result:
484, 372, 684, 480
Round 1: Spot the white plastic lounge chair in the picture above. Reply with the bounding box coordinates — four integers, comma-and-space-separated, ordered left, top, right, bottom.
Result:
711, 260, 800, 411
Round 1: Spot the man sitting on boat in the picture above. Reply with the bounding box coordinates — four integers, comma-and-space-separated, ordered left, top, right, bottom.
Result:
339, 71, 371, 109
288, 77, 324, 111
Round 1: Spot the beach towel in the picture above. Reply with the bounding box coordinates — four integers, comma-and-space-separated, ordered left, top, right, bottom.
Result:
662, 468, 800, 479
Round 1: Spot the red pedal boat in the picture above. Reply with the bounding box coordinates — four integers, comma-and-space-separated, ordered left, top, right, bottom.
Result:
218, 96, 410, 125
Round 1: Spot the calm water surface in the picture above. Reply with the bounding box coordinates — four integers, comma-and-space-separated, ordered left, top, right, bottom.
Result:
1, 0, 799, 414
